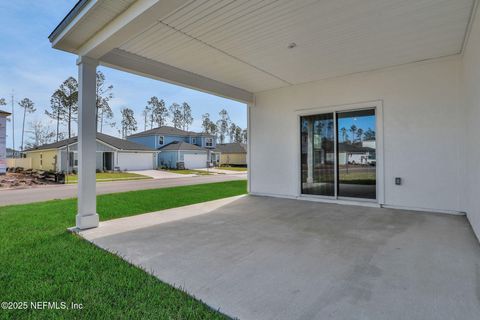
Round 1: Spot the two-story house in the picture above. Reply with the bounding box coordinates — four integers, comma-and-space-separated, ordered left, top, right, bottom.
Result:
127, 126, 219, 169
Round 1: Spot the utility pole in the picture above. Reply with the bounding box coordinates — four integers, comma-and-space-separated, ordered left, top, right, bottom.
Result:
11, 90, 15, 156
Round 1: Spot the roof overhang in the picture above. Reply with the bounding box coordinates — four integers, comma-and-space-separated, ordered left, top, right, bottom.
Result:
50, 0, 478, 102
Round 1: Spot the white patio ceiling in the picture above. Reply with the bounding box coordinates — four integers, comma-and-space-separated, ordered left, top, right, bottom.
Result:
52, 0, 477, 95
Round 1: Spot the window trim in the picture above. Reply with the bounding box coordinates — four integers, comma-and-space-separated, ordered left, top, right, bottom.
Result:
295, 100, 384, 205
205, 137, 213, 147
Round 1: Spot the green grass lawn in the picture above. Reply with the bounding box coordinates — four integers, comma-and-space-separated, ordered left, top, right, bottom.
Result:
219, 167, 248, 172
162, 169, 212, 176
0, 180, 246, 319
339, 168, 376, 185
66, 172, 151, 184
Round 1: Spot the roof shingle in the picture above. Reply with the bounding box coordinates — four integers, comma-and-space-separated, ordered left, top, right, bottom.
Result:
216, 143, 247, 154
128, 126, 213, 138
158, 141, 205, 151
24, 133, 155, 152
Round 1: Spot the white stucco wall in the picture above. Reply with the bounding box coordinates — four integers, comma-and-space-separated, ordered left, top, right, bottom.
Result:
462, 6, 480, 240
251, 56, 464, 213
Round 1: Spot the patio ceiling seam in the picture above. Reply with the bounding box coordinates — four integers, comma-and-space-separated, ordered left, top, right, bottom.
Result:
461, 0, 479, 54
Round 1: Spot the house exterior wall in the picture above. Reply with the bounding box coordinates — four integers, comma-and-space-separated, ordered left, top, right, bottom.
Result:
220, 153, 247, 166
116, 152, 155, 170
158, 149, 208, 168
129, 134, 216, 149
0, 114, 7, 174
6, 158, 32, 169
178, 150, 207, 161
158, 151, 178, 168
198, 136, 216, 148
462, 6, 480, 240
162, 135, 188, 146
127, 136, 156, 148
26, 150, 57, 171
65, 141, 116, 152
251, 56, 464, 213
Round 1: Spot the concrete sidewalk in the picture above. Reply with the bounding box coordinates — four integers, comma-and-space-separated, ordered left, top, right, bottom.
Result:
0, 174, 246, 206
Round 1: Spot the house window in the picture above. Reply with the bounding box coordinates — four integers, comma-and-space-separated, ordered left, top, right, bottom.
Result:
40, 154, 43, 166
158, 136, 164, 145
192, 137, 196, 144
69, 152, 78, 167
205, 138, 213, 147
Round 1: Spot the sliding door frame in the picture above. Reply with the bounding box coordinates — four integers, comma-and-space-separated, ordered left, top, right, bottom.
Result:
296, 100, 384, 205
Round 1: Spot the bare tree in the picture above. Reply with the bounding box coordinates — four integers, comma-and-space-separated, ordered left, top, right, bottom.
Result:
25, 121, 55, 149
356, 128, 364, 142
169, 103, 183, 129
120, 107, 137, 138
202, 113, 212, 133
18, 98, 36, 151
242, 128, 247, 143
96, 71, 114, 132
142, 105, 151, 131
216, 109, 230, 144
148, 97, 168, 128
56, 77, 78, 173
201, 113, 217, 135
45, 90, 66, 142
228, 122, 237, 142
363, 128, 376, 141
234, 126, 243, 143
340, 127, 348, 142
181, 102, 194, 131
349, 125, 357, 143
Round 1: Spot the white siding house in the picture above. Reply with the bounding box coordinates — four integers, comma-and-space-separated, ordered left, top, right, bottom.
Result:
25, 133, 157, 172
0, 110, 10, 175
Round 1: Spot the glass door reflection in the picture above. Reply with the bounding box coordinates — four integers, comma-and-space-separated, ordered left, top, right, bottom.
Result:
300, 113, 335, 196
336, 109, 376, 199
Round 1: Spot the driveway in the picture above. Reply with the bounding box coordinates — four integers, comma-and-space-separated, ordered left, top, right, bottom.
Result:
0, 174, 246, 206
79, 196, 480, 320
127, 170, 195, 179
197, 168, 248, 175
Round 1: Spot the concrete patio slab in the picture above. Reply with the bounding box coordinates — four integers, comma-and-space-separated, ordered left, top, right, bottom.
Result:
80, 195, 246, 240
79, 196, 480, 320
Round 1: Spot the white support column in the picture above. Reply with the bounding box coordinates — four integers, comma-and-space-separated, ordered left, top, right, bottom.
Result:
247, 103, 253, 193
76, 56, 99, 229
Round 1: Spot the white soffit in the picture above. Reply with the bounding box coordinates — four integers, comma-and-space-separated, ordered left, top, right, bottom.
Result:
60, 0, 136, 51
117, 0, 476, 92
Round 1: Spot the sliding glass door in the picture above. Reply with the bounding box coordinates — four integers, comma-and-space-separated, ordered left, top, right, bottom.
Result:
300, 108, 377, 200
300, 114, 335, 196
336, 109, 376, 199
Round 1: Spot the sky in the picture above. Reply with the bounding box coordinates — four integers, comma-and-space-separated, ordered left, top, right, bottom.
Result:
337, 115, 375, 142
0, 0, 247, 150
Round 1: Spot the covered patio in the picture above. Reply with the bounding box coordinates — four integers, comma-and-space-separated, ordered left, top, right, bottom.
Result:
80, 195, 480, 320
48, 1, 480, 317
49, 0, 480, 235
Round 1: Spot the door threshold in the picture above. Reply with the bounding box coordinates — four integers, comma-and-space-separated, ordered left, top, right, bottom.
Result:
297, 195, 380, 208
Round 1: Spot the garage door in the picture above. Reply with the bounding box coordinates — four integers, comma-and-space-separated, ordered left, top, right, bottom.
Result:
184, 154, 207, 169
117, 153, 154, 170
